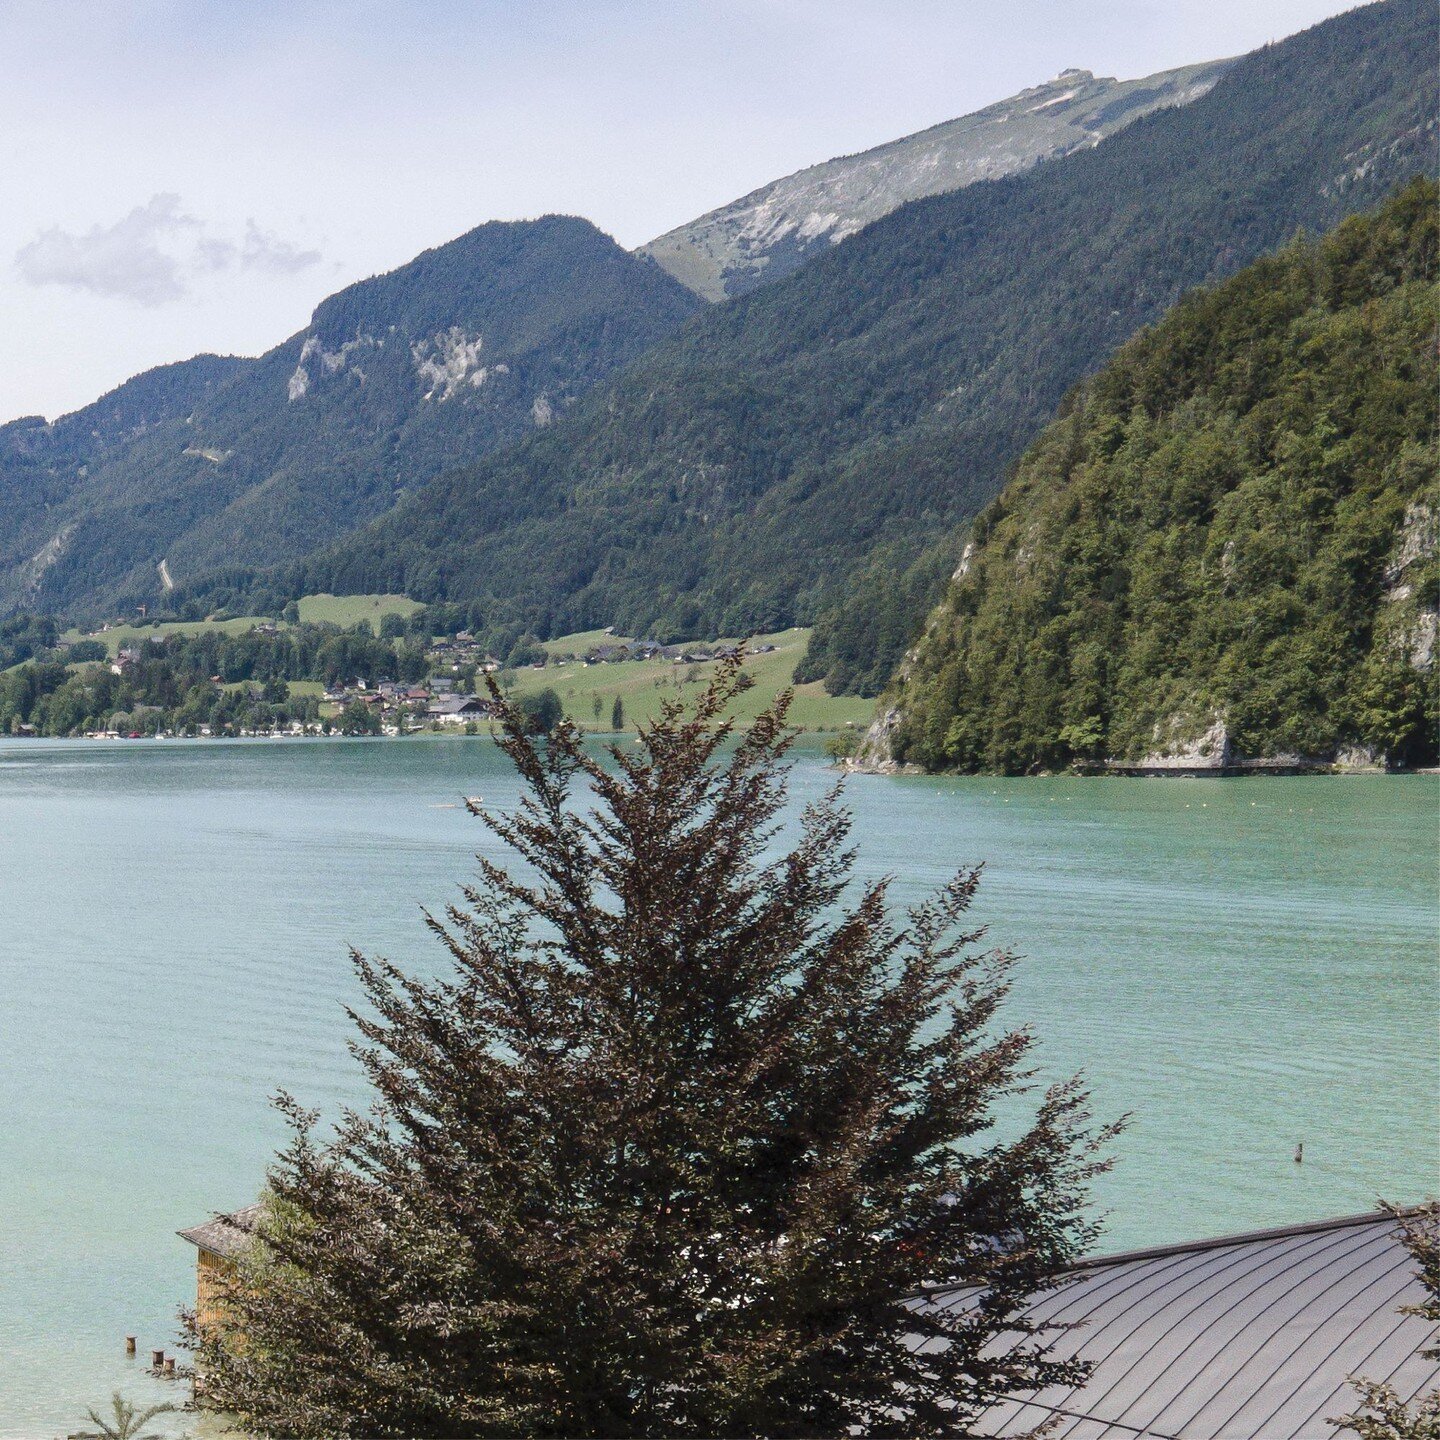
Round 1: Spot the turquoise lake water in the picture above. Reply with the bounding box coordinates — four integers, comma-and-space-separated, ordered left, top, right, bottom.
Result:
0, 736, 1436, 1436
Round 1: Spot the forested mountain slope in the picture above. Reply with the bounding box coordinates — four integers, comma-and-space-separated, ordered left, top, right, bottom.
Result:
0, 217, 700, 618
876, 181, 1438, 775
272, 0, 1436, 658
0, 354, 249, 603
640, 59, 1231, 301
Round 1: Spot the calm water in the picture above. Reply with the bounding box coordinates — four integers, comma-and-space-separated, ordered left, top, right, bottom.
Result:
0, 737, 1436, 1436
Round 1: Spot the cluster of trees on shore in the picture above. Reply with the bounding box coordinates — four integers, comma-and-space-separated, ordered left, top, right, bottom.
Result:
0, 653, 325, 738
0, 621, 439, 737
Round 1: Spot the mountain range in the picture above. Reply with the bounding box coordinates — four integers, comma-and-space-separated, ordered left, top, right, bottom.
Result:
0, 40, 1241, 624
268, 0, 1436, 676
0, 217, 700, 616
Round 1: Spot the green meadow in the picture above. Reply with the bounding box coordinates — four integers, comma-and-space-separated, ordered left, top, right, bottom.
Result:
296, 593, 423, 631
63, 594, 424, 653
507, 628, 873, 733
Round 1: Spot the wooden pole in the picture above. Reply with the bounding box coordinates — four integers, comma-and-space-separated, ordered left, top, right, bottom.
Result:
1294, 1141, 1304, 1164
151, 1349, 165, 1369
164, 1358, 176, 1377
125, 1336, 136, 1355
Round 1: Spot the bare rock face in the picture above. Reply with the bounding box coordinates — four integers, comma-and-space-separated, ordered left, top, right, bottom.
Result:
1334, 743, 1387, 771
1381, 500, 1439, 672
845, 705, 913, 775
640, 59, 1232, 301
1135, 716, 1233, 772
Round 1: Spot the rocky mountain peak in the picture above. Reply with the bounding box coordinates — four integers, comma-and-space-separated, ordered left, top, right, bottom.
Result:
638, 57, 1233, 302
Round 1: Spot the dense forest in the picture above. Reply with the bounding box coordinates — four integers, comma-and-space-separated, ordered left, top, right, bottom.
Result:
0, 612, 60, 671
883, 180, 1438, 775
0, 217, 700, 617
216, 0, 1438, 686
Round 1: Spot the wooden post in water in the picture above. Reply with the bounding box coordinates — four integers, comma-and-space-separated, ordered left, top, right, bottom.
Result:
164, 1358, 176, 1377
1294, 1141, 1304, 1165
125, 1335, 136, 1355
151, 1349, 165, 1369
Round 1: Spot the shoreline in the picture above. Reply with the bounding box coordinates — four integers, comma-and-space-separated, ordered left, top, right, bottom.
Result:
4, 730, 1433, 778
0, 723, 852, 745
843, 757, 1439, 780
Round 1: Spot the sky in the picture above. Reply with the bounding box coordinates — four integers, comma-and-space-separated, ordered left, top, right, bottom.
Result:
1, 0, 1368, 421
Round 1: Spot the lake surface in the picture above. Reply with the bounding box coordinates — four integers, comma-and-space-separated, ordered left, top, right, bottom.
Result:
0, 736, 1436, 1437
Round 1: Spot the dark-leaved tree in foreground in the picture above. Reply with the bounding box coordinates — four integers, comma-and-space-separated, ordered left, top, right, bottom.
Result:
187, 658, 1117, 1437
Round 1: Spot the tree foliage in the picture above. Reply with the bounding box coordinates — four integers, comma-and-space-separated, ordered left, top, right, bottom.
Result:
0, 611, 59, 669
186, 660, 1116, 1437
0, 622, 421, 737
516, 685, 564, 734
66, 1393, 175, 1440
889, 179, 1439, 774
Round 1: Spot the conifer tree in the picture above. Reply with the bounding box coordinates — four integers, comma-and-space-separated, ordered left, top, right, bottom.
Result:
186, 657, 1116, 1437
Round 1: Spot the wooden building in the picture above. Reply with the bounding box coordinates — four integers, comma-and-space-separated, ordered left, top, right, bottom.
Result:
177, 1202, 262, 1331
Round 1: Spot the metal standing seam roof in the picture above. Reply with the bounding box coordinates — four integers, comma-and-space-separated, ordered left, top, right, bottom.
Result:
925, 1209, 1440, 1440
177, 1201, 264, 1260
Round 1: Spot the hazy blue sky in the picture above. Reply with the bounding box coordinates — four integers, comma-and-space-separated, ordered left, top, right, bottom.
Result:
2, 0, 1365, 419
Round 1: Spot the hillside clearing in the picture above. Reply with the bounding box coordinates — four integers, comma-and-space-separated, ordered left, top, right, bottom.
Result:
507, 628, 873, 733
296, 594, 422, 632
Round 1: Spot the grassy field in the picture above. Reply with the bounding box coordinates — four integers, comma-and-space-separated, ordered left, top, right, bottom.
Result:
539, 627, 622, 658
220, 678, 326, 697
62, 594, 422, 653
61, 615, 276, 655
507, 628, 874, 733
297, 593, 421, 631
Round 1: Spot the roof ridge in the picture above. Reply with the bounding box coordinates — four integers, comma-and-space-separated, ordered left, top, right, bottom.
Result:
910, 1207, 1427, 1301
1068, 1207, 1418, 1273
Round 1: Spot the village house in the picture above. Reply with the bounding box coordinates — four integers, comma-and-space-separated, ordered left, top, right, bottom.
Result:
426, 694, 494, 724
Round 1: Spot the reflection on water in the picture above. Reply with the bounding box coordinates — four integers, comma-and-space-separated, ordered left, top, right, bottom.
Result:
1, 736, 1436, 1436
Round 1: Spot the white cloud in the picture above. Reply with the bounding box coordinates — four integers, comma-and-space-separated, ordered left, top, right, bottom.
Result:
15, 193, 194, 306
14, 194, 322, 305
193, 236, 240, 272
241, 220, 322, 275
